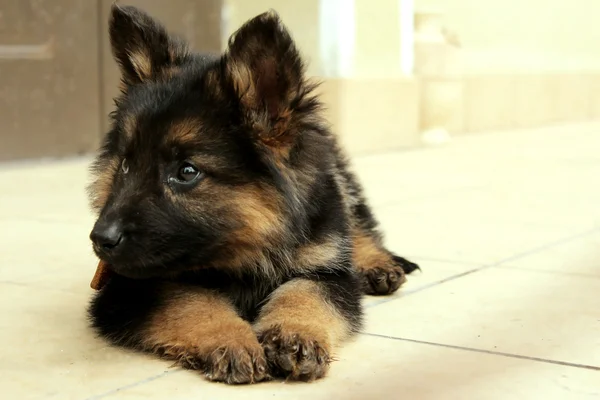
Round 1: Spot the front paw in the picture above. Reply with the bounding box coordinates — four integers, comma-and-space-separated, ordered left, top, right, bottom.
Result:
166, 343, 268, 384
362, 256, 420, 295
362, 264, 406, 295
258, 325, 331, 381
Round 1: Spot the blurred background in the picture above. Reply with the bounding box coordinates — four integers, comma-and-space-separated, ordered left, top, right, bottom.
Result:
2, 0, 600, 161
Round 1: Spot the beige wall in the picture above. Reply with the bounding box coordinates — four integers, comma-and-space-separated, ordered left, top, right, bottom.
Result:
224, 0, 322, 76
415, 0, 600, 134
227, 0, 600, 74
225, 0, 407, 78
224, 0, 600, 152
353, 0, 403, 77
417, 0, 600, 73
224, 0, 419, 155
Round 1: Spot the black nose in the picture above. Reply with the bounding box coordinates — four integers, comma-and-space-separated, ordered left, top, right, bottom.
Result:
90, 220, 123, 251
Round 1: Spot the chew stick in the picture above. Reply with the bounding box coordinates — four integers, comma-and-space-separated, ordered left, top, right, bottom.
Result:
90, 260, 113, 290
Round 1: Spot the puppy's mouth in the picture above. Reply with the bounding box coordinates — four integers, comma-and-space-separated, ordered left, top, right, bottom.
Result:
94, 249, 200, 280
103, 259, 170, 279
90, 232, 218, 280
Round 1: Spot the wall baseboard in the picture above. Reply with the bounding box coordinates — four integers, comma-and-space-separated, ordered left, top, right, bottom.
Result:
424, 72, 600, 135
318, 73, 600, 156
318, 77, 420, 156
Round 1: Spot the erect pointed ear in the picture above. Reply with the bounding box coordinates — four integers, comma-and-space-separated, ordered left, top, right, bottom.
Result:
109, 4, 188, 86
223, 11, 315, 146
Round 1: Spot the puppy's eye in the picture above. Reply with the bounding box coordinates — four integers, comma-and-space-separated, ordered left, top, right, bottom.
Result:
173, 162, 202, 184
121, 158, 129, 174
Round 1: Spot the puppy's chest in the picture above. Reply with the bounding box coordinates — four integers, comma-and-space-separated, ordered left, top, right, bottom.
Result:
180, 269, 279, 321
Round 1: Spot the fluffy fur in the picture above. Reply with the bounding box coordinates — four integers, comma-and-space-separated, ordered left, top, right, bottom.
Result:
87, 5, 419, 384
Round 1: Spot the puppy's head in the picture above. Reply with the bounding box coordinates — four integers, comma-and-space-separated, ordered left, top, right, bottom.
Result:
88, 5, 323, 279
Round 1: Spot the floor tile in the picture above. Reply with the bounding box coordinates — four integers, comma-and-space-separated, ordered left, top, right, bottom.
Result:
2, 123, 600, 399
0, 220, 96, 283
376, 198, 582, 264
352, 149, 484, 209
0, 285, 172, 400
497, 232, 600, 277
362, 258, 479, 308
0, 158, 93, 222
364, 268, 600, 367
87, 335, 600, 400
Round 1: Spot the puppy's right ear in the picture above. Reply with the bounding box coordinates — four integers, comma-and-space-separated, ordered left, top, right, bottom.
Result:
109, 4, 188, 86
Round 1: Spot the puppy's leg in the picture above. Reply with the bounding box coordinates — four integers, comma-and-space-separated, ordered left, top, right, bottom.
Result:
333, 155, 419, 295
352, 227, 420, 296
253, 277, 361, 381
92, 280, 267, 384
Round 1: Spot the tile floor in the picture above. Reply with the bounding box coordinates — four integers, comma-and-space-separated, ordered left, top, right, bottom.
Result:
1, 123, 599, 399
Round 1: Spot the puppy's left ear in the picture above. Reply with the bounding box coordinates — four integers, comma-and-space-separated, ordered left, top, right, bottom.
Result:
223, 11, 315, 146
109, 4, 188, 86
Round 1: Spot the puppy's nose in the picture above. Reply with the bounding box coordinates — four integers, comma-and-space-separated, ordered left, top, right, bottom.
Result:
90, 220, 123, 251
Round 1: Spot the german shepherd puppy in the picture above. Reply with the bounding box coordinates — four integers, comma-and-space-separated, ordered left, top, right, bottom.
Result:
88, 4, 419, 384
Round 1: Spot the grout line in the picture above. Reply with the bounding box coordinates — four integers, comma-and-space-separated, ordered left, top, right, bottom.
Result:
83, 370, 181, 400
373, 185, 483, 211
361, 332, 600, 371
403, 255, 483, 266
491, 227, 600, 265
495, 264, 600, 279
367, 226, 600, 309
366, 267, 482, 308
0, 280, 32, 288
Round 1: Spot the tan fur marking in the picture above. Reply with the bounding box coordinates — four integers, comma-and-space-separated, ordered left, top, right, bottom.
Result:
90, 158, 118, 211
351, 228, 394, 271
128, 50, 152, 81
211, 184, 284, 273
140, 284, 267, 383
226, 57, 300, 149
352, 228, 409, 294
167, 46, 178, 62
162, 65, 182, 79
205, 69, 219, 87
117, 79, 128, 94
253, 280, 349, 380
122, 113, 136, 139
232, 185, 282, 241
168, 118, 201, 144
228, 61, 256, 107
262, 108, 293, 142
227, 60, 289, 143
143, 285, 257, 352
295, 240, 341, 271
205, 69, 224, 101
253, 279, 350, 349
167, 44, 186, 64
